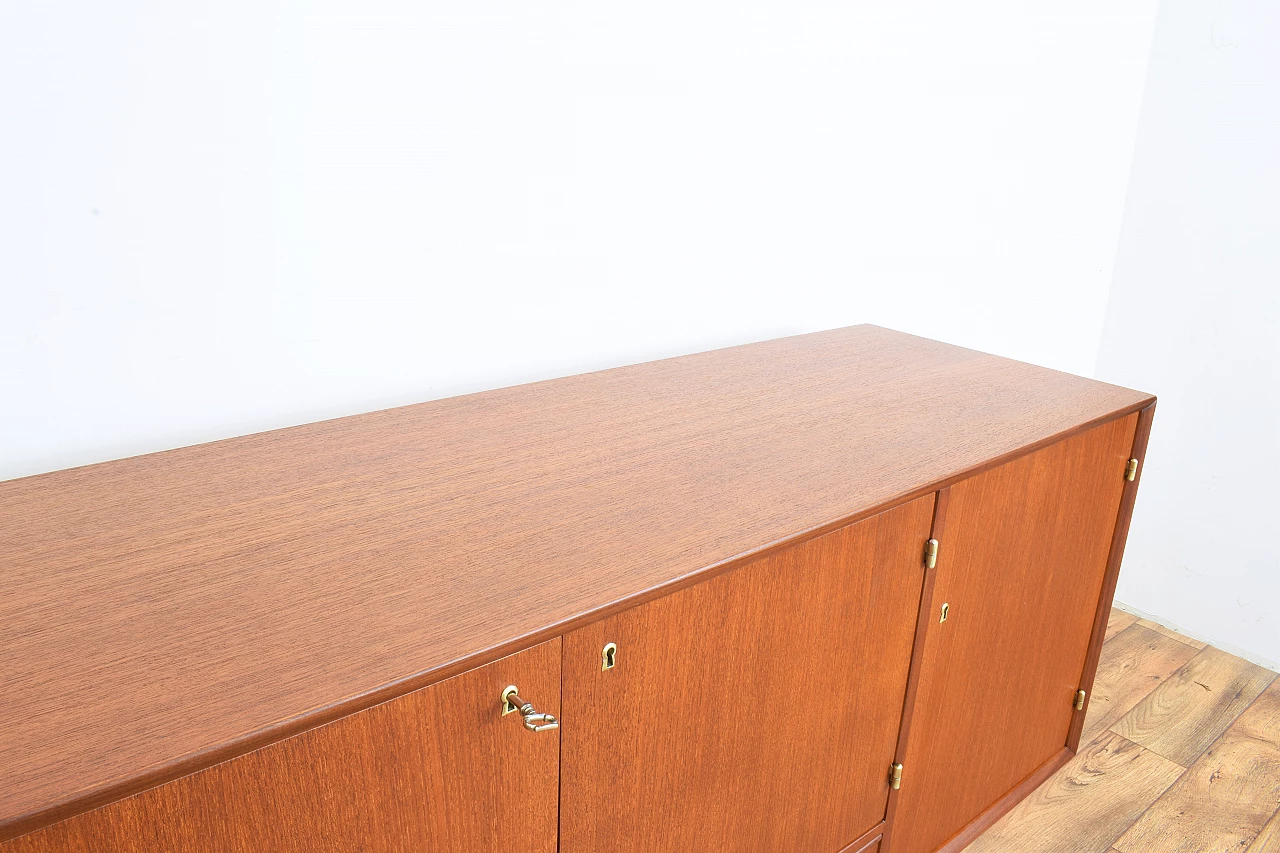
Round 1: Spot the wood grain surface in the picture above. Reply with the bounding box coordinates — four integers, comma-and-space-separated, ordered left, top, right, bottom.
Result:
1082, 624, 1199, 744
1112, 647, 1277, 766
0, 641, 561, 853
838, 822, 886, 853
1106, 609, 1139, 642
934, 748, 1074, 853
1115, 681, 1280, 853
1250, 807, 1280, 853
1134, 617, 1208, 651
965, 732, 1183, 853
879, 487, 949, 853
1067, 401, 1155, 752
0, 324, 1153, 838
890, 413, 1138, 853
957, 610, 1280, 853
559, 496, 934, 853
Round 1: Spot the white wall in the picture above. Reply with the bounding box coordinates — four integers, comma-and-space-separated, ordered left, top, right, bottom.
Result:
1, 0, 1158, 482
1098, 0, 1279, 667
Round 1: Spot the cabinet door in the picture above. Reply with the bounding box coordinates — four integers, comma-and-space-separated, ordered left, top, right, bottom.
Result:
4, 640, 561, 853
560, 495, 936, 853
889, 414, 1137, 853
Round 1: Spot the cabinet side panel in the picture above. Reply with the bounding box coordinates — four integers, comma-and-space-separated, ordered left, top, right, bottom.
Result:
1068, 401, 1156, 750
890, 414, 1138, 853
560, 495, 935, 853
2, 641, 561, 853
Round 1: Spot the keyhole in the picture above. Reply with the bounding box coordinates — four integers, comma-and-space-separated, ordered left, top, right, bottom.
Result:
940, 602, 950, 623
602, 642, 618, 671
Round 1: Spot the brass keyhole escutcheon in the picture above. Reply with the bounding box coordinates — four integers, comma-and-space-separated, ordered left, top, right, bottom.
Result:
601, 642, 618, 671
940, 602, 950, 623
500, 685, 559, 732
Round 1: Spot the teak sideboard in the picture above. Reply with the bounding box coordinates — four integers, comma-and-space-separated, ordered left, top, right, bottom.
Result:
0, 326, 1155, 853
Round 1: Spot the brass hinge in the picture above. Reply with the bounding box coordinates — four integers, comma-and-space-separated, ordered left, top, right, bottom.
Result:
924, 539, 939, 569
1074, 689, 1087, 711
1125, 458, 1140, 481
889, 762, 904, 790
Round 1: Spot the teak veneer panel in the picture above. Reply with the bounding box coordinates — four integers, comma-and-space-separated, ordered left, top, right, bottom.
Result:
0, 324, 1153, 839
559, 496, 934, 853
890, 413, 1138, 853
1, 641, 561, 853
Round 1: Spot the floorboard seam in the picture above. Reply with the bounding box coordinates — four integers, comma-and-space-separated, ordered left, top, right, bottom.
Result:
968, 609, 1280, 853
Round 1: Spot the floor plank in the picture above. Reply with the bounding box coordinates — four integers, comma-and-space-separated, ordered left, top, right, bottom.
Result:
1111, 646, 1276, 766
962, 732, 1183, 853
952, 607, 1280, 852
1134, 617, 1208, 651
1115, 682, 1280, 853
1248, 806, 1280, 853
1106, 608, 1139, 642
1083, 624, 1199, 744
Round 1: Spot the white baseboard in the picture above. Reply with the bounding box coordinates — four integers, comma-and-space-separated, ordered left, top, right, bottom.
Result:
1112, 600, 1280, 674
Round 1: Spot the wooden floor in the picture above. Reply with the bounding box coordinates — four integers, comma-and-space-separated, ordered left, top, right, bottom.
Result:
965, 607, 1280, 853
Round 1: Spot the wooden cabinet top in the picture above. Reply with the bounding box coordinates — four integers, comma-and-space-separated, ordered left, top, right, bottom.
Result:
0, 325, 1153, 840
